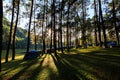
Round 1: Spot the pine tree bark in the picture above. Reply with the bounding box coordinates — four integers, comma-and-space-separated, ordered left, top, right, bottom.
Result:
94, 0, 102, 47
0, 0, 3, 71
75, 21, 79, 48
26, 0, 34, 53
60, 0, 64, 53
41, 0, 45, 54
50, 2, 53, 54
98, 15, 102, 47
81, 1, 87, 48
50, 20, 53, 54
53, 0, 57, 55
12, 0, 20, 60
94, 0, 98, 46
112, 0, 119, 45
98, 0, 108, 48
67, 2, 70, 51
34, 0, 37, 50
6, 0, 15, 62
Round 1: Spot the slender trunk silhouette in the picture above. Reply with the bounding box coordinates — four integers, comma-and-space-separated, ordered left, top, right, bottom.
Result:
98, 0, 108, 48
50, 20, 53, 54
0, 0, 3, 71
12, 0, 20, 60
98, 15, 102, 47
112, 0, 119, 45
75, 21, 79, 48
60, 10, 63, 53
41, 0, 45, 54
34, 0, 37, 50
67, 2, 70, 51
50, 11, 53, 54
70, 27, 72, 47
26, 0, 34, 53
94, 0, 98, 46
60, 0, 64, 53
53, 0, 57, 55
6, 0, 15, 62
58, 32, 60, 48
81, 1, 87, 48
95, 0, 102, 47
50, 2, 54, 54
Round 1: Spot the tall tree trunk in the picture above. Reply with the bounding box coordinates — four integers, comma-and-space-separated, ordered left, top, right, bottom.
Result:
67, 2, 70, 51
98, 15, 102, 47
0, 0, 3, 71
98, 0, 108, 48
12, 0, 20, 60
50, 2, 54, 54
112, 0, 119, 45
64, 32, 66, 48
53, 0, 57, 55
42, 0, 45, 54
26, 0, 34, 53
34, 20, 37, 50
59, 0, 65, 53
75, 23, 77, 48
70, 27, 72, 47
81, 1, 87, 48
95, 0, 102, 47
75, 22, 79, 48
58, 32, 60, 48
50, 20, 53, 54
63, 10, 66, 48
34, 0, 37, 50
6, 0, 15, 62
94, 26, 98, 46
60, 1, 63, 53
50, 3, 53, 54
94, 0, 98, 46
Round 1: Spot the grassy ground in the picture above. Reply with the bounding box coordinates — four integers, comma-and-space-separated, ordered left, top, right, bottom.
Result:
0, 47, 120, 80
1, 49, 25, 62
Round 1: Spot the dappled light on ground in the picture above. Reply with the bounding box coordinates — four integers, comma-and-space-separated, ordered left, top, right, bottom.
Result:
1, 55, 24, 63
0, 48, 120, 80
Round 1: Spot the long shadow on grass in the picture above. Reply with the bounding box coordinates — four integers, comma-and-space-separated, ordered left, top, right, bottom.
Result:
71, 48, 120, 64
28, 54, 59, 80
51, 54, 88, 80
0, 59, 38, 80
1, 60, 26, 76
4, 55, 47, 80
57, 49, 120, 80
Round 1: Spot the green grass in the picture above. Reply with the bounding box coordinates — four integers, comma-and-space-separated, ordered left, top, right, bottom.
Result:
1, 49, 25, 62
0, 47, 120, 80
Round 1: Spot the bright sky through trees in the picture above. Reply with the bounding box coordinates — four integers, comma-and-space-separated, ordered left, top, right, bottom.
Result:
3, 0, 94, 29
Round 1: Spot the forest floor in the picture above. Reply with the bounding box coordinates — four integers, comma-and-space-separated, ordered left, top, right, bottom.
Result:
0, 47, 120, 80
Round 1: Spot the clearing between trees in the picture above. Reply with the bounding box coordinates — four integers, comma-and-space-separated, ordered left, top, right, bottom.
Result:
0, 47, 120, 80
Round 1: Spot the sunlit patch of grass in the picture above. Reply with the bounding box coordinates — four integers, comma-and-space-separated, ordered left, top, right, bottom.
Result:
1, 49, 25, 63
76, 47, 101, 53
2, 66, 25, 79
35, 54, 59, 80
1, 55, 24, 63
